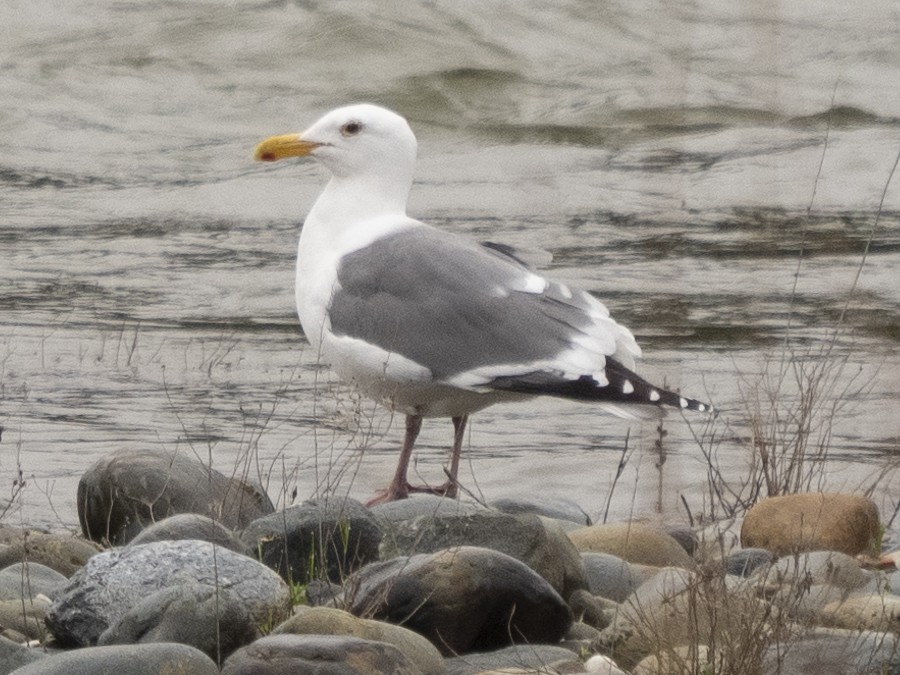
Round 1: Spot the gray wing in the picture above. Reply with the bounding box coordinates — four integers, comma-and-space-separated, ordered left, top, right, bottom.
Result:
327, 226, 636, 382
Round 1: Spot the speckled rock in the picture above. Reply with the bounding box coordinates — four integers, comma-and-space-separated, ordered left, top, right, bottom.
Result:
46, 539, 290, 646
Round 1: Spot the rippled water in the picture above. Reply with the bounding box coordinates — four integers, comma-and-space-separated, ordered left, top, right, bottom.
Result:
2, 1, 899, 533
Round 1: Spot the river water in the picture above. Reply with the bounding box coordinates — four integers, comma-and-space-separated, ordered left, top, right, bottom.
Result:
2, 0, 899, 534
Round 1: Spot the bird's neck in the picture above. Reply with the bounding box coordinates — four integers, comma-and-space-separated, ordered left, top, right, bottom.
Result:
302, 173, 415, 253
309, 173, 410, 227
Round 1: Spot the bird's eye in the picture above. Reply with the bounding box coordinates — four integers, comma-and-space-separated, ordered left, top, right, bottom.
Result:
340, 121, 363, 137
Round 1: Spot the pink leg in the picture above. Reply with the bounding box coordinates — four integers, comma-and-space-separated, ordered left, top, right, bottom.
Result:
366, 414, 422, 506
407, 414, 467, 498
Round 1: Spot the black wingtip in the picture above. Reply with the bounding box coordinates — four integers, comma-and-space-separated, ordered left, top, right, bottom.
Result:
488, 360, 714, 414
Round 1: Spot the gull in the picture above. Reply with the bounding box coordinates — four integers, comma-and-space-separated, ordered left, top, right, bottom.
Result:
254, 103, 712, 504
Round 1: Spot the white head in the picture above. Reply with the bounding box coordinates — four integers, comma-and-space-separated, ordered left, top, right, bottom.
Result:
254, 103, 418, 182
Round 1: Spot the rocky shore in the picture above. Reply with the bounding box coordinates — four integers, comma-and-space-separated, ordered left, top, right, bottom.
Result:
1, 447, 898, 674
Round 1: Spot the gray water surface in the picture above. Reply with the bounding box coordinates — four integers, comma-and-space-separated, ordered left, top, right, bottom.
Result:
2, 1, 899, 532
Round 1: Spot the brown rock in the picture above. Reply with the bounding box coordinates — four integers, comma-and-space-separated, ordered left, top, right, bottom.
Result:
567, 523, 693, 568
740, 493, 880, 556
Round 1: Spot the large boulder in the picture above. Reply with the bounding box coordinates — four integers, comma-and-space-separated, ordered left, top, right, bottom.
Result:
77, 448, 274, 545
240, 497, 382, 584
741, 493, 880, 556
46, 539, 290, 646
378, 510, 587, 599
348, 546, 571, 656
221, 634, 421, 675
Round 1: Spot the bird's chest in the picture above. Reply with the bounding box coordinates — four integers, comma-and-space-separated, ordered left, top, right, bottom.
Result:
294, 233, 339, 350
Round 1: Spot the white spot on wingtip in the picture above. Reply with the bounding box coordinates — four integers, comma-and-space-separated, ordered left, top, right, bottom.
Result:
622, 379, 634, 394
679, 397, 689, 408
649, 390, 661, 402
558, 283, 572, 299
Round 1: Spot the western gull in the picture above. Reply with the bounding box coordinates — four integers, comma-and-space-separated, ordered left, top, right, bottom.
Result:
254, 103, 712, 504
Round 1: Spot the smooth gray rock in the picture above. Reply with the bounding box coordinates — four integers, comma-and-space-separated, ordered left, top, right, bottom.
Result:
0, 562, 67, 601
273, 606, 445, 675
724, 547, 775, 577
349, 546, 571, 656
0, 634, 44, 674
7, 643, 218, 675
445, 644, 579, 675
77, 447, 274, 545
0, 597, 51, 642
221, 634, 421, 675
46, 539, 290, 647
378, 510, 587, 599
98, 580, 259, 663
760, 628, 900, 675
490, 495, 592, 526
127, 513, 248, 552
241, 497, 382, 584
369, 495, 484, 523
581, 552, 643, 602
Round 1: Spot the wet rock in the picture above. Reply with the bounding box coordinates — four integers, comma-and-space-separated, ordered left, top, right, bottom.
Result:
7, 642, 219, 675
760, 627, 900, 674
378, 510, 587, 599
240, 497, 381, 584
0, 562, 67, 601
568, 522, 693, 568
273, 605, 444, 675
0, 526, 100, 577
77, 448, 274, 545
489, 496, 592, 526
46, 539, 290, 646
97, 580, 259, 663
128, 513, 247, 552
741, 493, 881, 556
221, 634, 421, 675
444, 645, 579, 675
349, 546, 571, 656
724, 547, 775, 577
